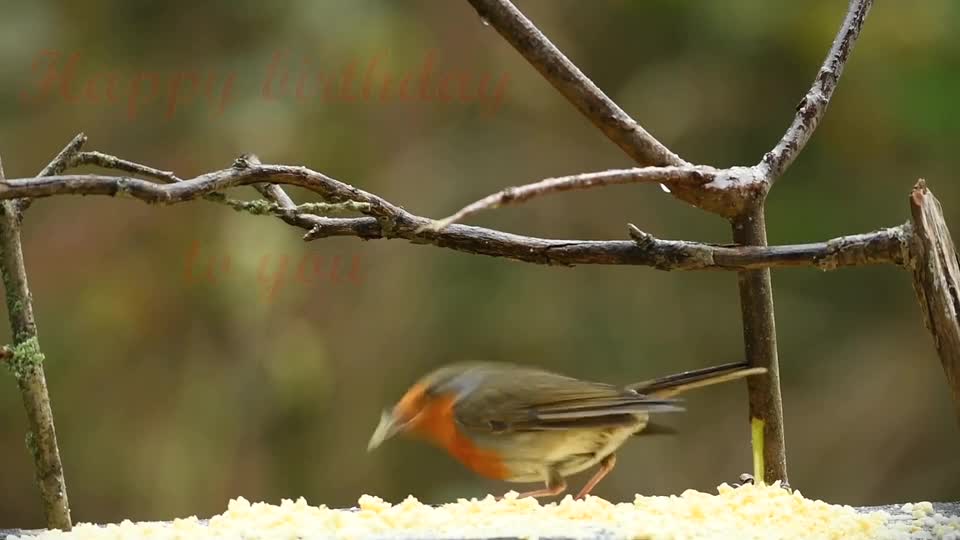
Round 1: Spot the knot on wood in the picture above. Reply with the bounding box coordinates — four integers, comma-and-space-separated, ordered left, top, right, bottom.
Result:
232, 154, 262, 170
501, 186, 520, 203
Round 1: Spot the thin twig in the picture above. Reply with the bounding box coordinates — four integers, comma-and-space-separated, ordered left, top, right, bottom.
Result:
465, 0, 685, 168
236, 154, 334, 234
426, 166, 715, 231
71, 151, 182, 183
759, 0, 874, 181
0, 155, 72, 530
37, 134, 88, 178
63, 151, 347, 232
209, 194, 371, 219
17, 133, 88, 214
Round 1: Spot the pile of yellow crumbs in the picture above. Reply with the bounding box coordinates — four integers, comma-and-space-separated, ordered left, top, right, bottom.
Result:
6, 483, 958, 540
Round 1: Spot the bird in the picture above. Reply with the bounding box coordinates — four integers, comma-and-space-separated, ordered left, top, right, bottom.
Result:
366, 360, 766, 499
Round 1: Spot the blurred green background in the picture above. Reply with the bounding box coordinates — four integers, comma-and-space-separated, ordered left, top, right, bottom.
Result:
1, 0, 959, 528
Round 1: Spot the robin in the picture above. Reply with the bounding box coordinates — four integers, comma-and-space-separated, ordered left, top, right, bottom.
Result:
367, 360, 766, 499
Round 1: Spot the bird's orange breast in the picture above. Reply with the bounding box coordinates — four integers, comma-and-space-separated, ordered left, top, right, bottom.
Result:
410, 393, 509, 481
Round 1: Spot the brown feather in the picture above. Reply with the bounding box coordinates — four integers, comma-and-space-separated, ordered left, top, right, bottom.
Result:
427, 362, 682, 433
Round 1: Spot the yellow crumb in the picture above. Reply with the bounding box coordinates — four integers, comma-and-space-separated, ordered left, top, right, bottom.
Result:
4, 483, 955, 540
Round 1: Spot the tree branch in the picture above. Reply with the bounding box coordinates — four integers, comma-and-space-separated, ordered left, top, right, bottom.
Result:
731, 205, 788, 486
464, 0, 685, 169
0, 167, 398, 212
236, 154, 333, 233
0, 156, 72, 530
759, 0, 874, 181
65, 151, 333, 230
426, 166, 716, 230
71, 150, 182, 183
627, 224, 909, 271
16, 133, 88, 214
0, 159, 911, 271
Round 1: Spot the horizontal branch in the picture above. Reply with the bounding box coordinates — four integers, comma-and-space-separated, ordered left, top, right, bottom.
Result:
0, 160, 911, 270
65, 150, 333, 234
0, 166, 400, 216
325, 217, 907, 270
628, 224, 910, 271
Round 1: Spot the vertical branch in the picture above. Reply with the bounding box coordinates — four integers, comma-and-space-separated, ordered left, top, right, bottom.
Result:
731, 203, 788, 485
908, 180, 960, 423
0, 156, 72, 530
735, 0, 872, 485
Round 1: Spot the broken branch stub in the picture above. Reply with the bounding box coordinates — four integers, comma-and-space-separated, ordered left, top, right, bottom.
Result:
907, 179, 960, 424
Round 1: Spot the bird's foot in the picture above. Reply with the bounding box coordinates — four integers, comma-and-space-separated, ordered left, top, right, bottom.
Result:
731, 473, 754, 488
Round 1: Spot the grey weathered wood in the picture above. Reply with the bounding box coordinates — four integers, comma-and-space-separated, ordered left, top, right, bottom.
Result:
908, 179, 960, 424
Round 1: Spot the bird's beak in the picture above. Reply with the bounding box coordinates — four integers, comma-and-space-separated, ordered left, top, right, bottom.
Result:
367, 409, 404, 451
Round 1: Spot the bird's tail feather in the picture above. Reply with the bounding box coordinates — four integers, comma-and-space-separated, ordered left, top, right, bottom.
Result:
627, 361, 767, 398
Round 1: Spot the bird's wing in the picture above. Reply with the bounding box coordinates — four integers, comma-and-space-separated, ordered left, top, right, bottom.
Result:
451, 366, 683, 433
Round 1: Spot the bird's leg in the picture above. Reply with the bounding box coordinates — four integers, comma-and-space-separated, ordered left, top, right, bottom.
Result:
504, 469, 567, 500
575, 454, 617, 499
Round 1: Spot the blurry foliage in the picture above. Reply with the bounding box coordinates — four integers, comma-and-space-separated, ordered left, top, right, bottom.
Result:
1, 0, 959, 528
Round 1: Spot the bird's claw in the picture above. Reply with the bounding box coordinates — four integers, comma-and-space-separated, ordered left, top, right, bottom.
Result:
732, 473, 754, 488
